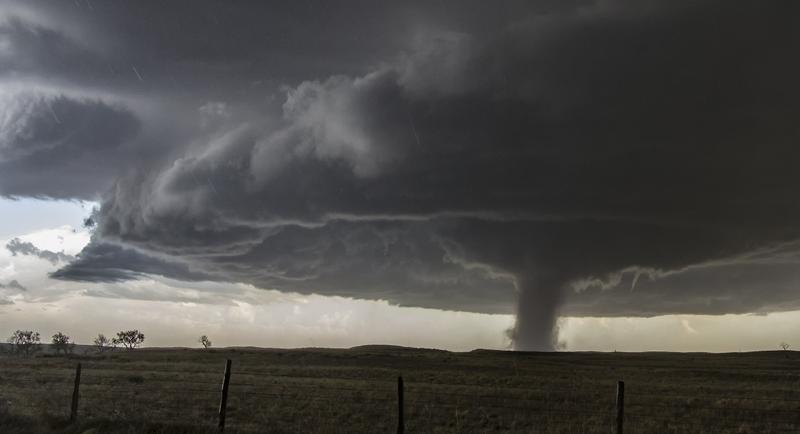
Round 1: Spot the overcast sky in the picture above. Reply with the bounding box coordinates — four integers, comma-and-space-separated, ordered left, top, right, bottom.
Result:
2, 0, 799, 351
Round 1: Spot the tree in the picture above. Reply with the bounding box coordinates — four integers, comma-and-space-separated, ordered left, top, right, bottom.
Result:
112, 330, 145, 350
51, 332, 75, 355
8, 330, 41, 357
780, 342, 790, 351
93, 334, 114, 353
199, 335, 212, 349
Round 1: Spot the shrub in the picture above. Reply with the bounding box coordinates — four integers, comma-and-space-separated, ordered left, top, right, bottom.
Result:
51, 332, 75, 355
112, 330, 145, 350
93, 334, 114, 353
7, 330, 41, 357
199, 335, 212, 349
127, 375, 145, 384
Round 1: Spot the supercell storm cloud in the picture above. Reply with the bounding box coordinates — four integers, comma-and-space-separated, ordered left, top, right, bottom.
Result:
3, 1, 800, 349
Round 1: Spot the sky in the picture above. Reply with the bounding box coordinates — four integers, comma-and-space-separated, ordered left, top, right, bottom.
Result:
1, 0, 799, 352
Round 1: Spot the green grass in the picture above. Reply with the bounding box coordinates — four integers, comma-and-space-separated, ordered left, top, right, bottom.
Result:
1, 347, 800, 433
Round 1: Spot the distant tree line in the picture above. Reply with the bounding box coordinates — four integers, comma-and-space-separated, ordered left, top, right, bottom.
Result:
4, 329, 214, 357
3, 329, 146, 357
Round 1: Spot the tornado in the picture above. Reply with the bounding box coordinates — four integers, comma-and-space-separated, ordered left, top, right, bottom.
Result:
510, 274, 566, 351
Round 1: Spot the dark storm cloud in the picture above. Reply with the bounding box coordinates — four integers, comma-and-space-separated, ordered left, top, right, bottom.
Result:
0, 280, 26, 291
0, 279, 25, 305
7, 280, 25, 291
0, 91, 141, 199
1, 0, 588, 91
4, 0, 800, 349
0, 14, 108, 84
568, 240, 800, 316
50, 241, 215, 283
6, 238, 74, 264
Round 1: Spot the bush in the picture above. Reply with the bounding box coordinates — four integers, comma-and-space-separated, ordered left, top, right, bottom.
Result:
94, 333, 114, 353
7, 330, 41, 357
112, 330, 145, 350
51, 332, 75, 355
127, 375, 145, 384
199, 335, 212, 349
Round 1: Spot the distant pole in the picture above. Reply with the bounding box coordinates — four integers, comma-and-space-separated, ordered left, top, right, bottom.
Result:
70, 363, 82, 422
218, 359, 232, 431
615, 380, 625, 434
397, 376, 405, 434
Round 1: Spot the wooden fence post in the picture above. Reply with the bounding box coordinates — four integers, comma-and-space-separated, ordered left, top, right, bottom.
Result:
70, 363, 81, 422
397, 376, 405, 434
615, 380, 625, 434
218, 359, 232, 431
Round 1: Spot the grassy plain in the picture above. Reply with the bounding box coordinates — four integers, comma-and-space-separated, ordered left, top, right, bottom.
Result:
1, 346, 799, 433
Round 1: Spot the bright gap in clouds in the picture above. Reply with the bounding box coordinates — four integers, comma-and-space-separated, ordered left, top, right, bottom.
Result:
0, 197, 96, 239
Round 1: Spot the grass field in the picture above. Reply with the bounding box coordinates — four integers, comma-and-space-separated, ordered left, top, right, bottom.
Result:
2, 346, 800, 433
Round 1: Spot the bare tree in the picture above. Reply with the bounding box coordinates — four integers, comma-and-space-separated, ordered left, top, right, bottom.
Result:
199, 335, 212, 349
93, 333, 114, 353
780, 342, 791, 351
8, 330, 41, 357
112, 330, 145, 350
51, 332, 75, 355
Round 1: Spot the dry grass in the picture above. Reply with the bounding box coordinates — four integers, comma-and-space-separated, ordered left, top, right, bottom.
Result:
1, 347, 800, 433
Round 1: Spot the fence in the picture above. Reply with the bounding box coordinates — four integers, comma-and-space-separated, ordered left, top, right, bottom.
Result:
3, 357, 800, 433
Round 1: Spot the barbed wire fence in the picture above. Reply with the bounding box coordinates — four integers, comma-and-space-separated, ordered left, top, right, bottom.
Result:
2, 358, 800, 433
